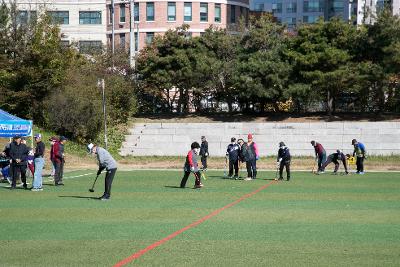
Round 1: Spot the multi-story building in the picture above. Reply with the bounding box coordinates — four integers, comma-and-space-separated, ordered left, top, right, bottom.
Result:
14, 0, 107, 53
249, 0, 357, 27
106, 0, 250, 51
357, 0, 400, 25
12, 0, 249, 51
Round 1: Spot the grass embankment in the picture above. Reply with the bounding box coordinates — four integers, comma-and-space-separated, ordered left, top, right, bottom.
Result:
1, 170, 400, 266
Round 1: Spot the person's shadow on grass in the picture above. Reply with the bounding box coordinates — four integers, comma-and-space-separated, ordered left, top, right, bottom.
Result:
59, 195, 100, 200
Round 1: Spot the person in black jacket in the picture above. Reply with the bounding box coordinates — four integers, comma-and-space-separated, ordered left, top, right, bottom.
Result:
276, 142, 291, 181
9, 135, 29, 189
199, 136, 209, 170
320, 150, 349, 175
226, 137, 240, 179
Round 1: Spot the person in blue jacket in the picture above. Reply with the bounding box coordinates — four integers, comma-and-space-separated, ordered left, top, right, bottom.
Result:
352, 139, 366, 174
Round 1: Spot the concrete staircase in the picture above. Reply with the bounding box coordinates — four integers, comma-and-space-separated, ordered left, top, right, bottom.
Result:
120, 122, 400, 156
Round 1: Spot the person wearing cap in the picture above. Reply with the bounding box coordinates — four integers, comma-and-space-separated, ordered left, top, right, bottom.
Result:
54, 136, 67, 186
199, 136, 209, 171
9, 135, 29, 189
311, 140, 326, 173
276, 142, 291, 181
180, 142, 203, 189
352, 139, 366, 174
226, 137, 240, 179
88, 143, 117, 200
31, 134, 45, 191
1, 142, 12, 184
320, 150, 349, 175
241, 134, 259, 181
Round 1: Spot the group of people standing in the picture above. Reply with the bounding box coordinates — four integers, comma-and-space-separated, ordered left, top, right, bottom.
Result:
0, 134, 67, 190
180, 135, 367, 188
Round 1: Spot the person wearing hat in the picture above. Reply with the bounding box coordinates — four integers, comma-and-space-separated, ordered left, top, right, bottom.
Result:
276, 142, 291, 181
31, 133, 45, 191
226, 137, 240, 179
352, 139, 366, 174
87, 143, 117, 200
180, 142, 203, 189
199, 136, 209, 171
320, 150, 349, 175
9, 135, 29, 189
54, 136, 67, 186
241, 134, 259, 181
311, 140, 326, 173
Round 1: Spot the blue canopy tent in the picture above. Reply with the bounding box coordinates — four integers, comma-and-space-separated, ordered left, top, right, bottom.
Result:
0, 108, 32, 139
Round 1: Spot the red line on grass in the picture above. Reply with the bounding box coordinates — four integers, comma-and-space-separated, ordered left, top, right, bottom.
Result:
112, 181, 276, 267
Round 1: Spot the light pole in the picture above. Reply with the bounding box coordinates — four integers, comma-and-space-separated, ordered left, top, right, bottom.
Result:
130, 0, 136, 69
111, 0, 115, 55
98, 79, 108, 149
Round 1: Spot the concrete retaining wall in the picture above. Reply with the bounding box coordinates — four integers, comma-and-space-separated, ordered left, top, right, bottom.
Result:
120, 122, 400, 156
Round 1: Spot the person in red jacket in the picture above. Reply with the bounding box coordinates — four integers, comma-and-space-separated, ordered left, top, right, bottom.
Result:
180, 142, 203, 189
311, 140, 326, 173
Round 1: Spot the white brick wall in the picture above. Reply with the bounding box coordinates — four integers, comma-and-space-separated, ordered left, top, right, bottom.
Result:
120, 122, 400, 156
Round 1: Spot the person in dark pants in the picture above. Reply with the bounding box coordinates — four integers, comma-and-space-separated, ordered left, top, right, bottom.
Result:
9, 135, 29, 189
241, 134, 259, 180
320, 150, 349, 175
180, 142, 202, 189
226, 137, 240, 179
199, 136, 209, 171
49, 137, 58, 178
88, 143, 117, 200
311, 140, 326, 173
352, 139, 366, 174
54, 136, 67, 186
276, 142, 291, 181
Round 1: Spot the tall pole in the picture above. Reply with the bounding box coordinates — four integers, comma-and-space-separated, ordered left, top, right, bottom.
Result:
99, 79, 108, 149
111, 0, 115, 57
130, 0, 136, 69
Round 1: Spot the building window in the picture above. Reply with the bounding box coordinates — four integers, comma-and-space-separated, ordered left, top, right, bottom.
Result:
230, 5, 236, 23
48, 11, 69, 25
79, 40, 102, 54
285, 17, 296, 27
134, 32, 139, 51
303, 15, 320, 23
215, 4, 221, 22
120, 33, 125, 49
303, 1, 324, 12
108, 5, 113, 24
134, 3, 139, 21
272, 3, 282, 13
120, 4, 126, 23
60, 40, 70, 47
146, 32, 154, 44
330, 0, 344, 13
184, 2, 192, 21
254, 3, 264, 11
79, 11, 101, 24
200, 3, 208, 22
287, 2, 297, 13
17, 11, 28, 24
168, 2, 176, 21
146, 2, 155, 21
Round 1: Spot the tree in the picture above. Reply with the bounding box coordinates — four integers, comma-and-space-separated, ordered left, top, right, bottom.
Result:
236, 15, 291, 112
287, 17, 360, 115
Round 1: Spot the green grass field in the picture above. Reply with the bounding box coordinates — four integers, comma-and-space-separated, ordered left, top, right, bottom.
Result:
1, 170, 400, 267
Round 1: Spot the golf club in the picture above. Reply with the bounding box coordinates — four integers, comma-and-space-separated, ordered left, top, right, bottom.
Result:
88, 174, 99, 192
223, 155, 228, 177
274, 166, 279, 181
311, 158, 317, 174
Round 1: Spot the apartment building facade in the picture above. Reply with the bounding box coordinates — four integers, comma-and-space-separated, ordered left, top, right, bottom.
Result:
14, 0, 107, 52
105, 0, 250, 51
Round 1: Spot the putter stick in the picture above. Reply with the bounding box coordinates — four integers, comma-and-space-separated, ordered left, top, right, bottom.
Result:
89, 174, 99, 192
311, 158, 317, 173
274, 166, 279, 181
